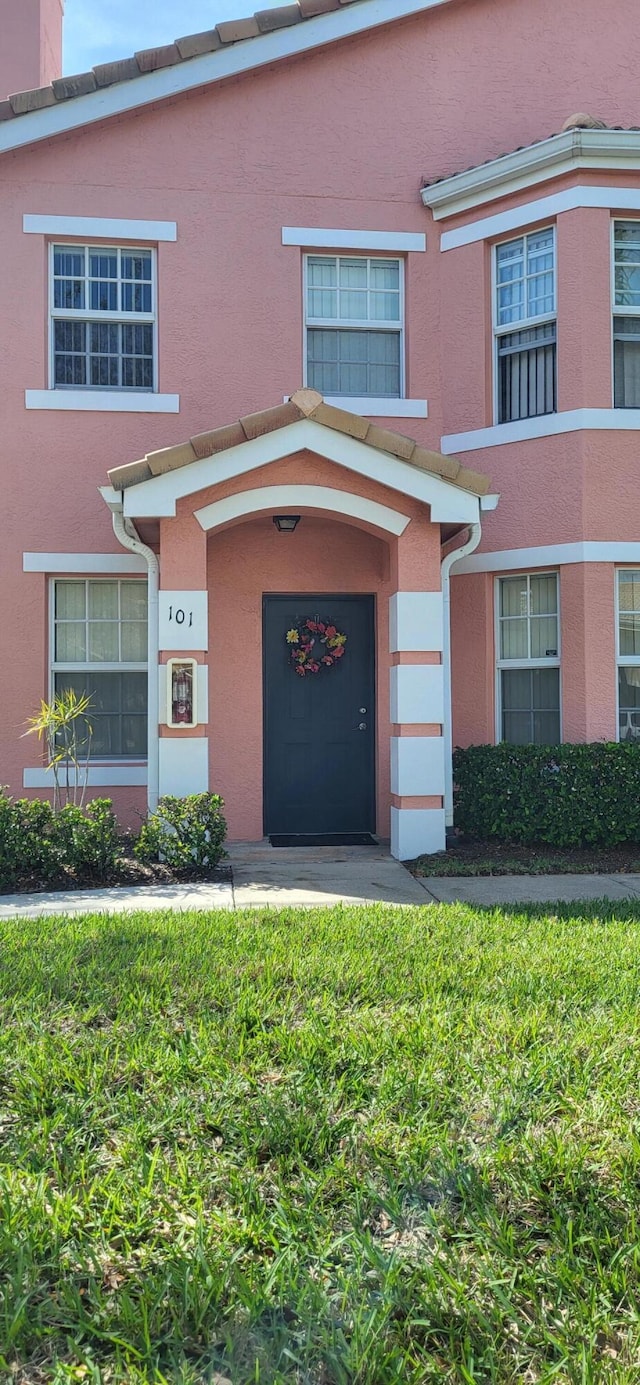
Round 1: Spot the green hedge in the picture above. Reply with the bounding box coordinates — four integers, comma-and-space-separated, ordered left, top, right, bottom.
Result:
453, 742, 640, 847
0, 794, 119, 891
135, 793, 227, 870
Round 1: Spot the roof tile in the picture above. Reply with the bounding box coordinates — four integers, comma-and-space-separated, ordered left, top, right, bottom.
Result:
298, 0, 342, 13
0, 99, 14, 121
107, 391, 491, 500
134, 43, 181, 73
256, 5, 303, 31
9, 85, 57, 114
93, 56, 141, 88
51, 71, 97, 101
175, 30, 222, 60
215, 17, 261, 43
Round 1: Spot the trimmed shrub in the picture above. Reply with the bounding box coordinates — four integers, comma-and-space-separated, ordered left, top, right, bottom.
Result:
454, 742, 640, 848
0, 791, 119, 890
135, 793, 227, 871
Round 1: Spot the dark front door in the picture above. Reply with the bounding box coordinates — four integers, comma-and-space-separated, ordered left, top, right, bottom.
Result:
263, 595, 376, 835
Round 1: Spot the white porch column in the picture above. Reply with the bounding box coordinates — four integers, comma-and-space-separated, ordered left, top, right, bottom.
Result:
389, 591, 446, 860
157, 516, 209, 798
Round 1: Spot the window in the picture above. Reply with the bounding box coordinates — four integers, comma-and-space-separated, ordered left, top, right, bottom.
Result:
51, 245, 155, 391
495, 228, 556, 423
497, 573, 560, 744
613, 222, 640, 407
305, 254, 403, 398
52, 580, 148, 758
617, 571, 640, 739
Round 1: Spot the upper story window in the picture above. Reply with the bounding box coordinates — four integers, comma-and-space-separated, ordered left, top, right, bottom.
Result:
494, 228, 556, 424
497, 572, 560, 745
613, 222, 640, 408
51, 245, 156, 391
304, 254, 403, 398
52, 579, 148, 759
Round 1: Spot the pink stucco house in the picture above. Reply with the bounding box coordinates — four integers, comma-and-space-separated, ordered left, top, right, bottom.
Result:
2, 0, 640, 858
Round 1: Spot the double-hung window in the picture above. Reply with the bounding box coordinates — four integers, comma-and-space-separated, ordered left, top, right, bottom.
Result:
305, 254, 403, 399
497, 573, 560, 744
613, 222, 640, 407
51, 245, 156, 391
617, 571, 640, 739
495, 228, 557, 423
52, 580, 148, 758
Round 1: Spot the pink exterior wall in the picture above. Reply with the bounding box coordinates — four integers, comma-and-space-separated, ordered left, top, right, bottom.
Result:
2, 0, 640, 817
0, 0, 63, 99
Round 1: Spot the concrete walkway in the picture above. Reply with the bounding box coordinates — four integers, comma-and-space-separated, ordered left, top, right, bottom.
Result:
1, 843, 640, 919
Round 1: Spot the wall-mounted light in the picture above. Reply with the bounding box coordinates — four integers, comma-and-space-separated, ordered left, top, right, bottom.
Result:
273, 515, 300, 533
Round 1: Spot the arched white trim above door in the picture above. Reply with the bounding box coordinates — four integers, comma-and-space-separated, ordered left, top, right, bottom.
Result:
193, 485, 411, 536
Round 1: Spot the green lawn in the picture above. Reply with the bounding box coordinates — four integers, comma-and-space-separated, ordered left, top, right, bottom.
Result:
2, 906, 640, 1383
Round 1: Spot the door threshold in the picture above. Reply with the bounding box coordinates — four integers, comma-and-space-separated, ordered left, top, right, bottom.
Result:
269, 833, 378, 848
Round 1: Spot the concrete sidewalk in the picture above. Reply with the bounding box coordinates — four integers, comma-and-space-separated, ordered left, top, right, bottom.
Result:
414, 873, 640, 904
1, 843, 640, 919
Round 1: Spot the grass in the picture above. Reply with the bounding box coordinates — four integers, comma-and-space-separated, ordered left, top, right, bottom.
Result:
2, 904, 640, 1382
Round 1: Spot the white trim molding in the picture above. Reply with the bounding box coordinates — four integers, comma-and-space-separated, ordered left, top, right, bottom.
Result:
26, 390, 180, 413
24, 765, 147, 788
282, 227, 426, 253
158, 591, 208, 651
391, 806, 446, 860
391, 736, 445, 797
23, 551, 146, 573
24, 214, 177, 241
158, 738, 209, 796
422, 131, 640, 222
390, 665, 444, 724
121, 418, 481, 525
454, 541, 640, 575
324, 397, 427, 418
441, 408, 640, 454
389, 593, 444, 652
0, 1, 457, 157
438, 186, 640, 253
195, 485, 411, 537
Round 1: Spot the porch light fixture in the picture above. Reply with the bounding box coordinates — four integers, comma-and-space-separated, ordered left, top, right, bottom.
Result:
273, 515, 300, 533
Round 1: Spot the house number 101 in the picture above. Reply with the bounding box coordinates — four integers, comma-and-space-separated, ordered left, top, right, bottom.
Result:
168, 606, 193, 628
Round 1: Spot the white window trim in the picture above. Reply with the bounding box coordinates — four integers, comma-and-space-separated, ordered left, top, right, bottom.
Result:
283, 227, 426, 253
492, 226, 557, 426
49, 578, 148, 764
24, 553, 147, 574
494, 572, 562, 744
615, 567, 640, 742
24, 214, 177, 242
25, 389, 180, 413
285, 395, 427, 418
48, 241, 158, 395
303, 252, 407, 402
611, 218, 640, 410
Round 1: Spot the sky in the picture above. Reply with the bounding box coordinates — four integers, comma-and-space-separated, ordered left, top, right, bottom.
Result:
63, 1, 256, 73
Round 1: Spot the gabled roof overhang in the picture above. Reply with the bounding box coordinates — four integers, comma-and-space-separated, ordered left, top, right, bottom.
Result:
421, 128, 640, 220
101, 389, 496, 527
0, 0, 457, 157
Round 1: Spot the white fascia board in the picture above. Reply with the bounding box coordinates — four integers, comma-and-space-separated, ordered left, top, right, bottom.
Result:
26, 390, 180, 413
23, 551, 146, 572
24, 765, 147, 788
283, 227, 426, 252
422, 130, 640, 222
0, 0, 455, 157
194, 484, 411, 537
122, 418, 481, 524
439, 187, 640, 253
441, 409, 640, 454
24, 214, 177, 241
453, 541, 640, 575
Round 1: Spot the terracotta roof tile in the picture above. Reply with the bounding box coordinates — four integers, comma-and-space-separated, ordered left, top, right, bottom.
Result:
107, 390, 491, 499
3, 0, 371, 130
